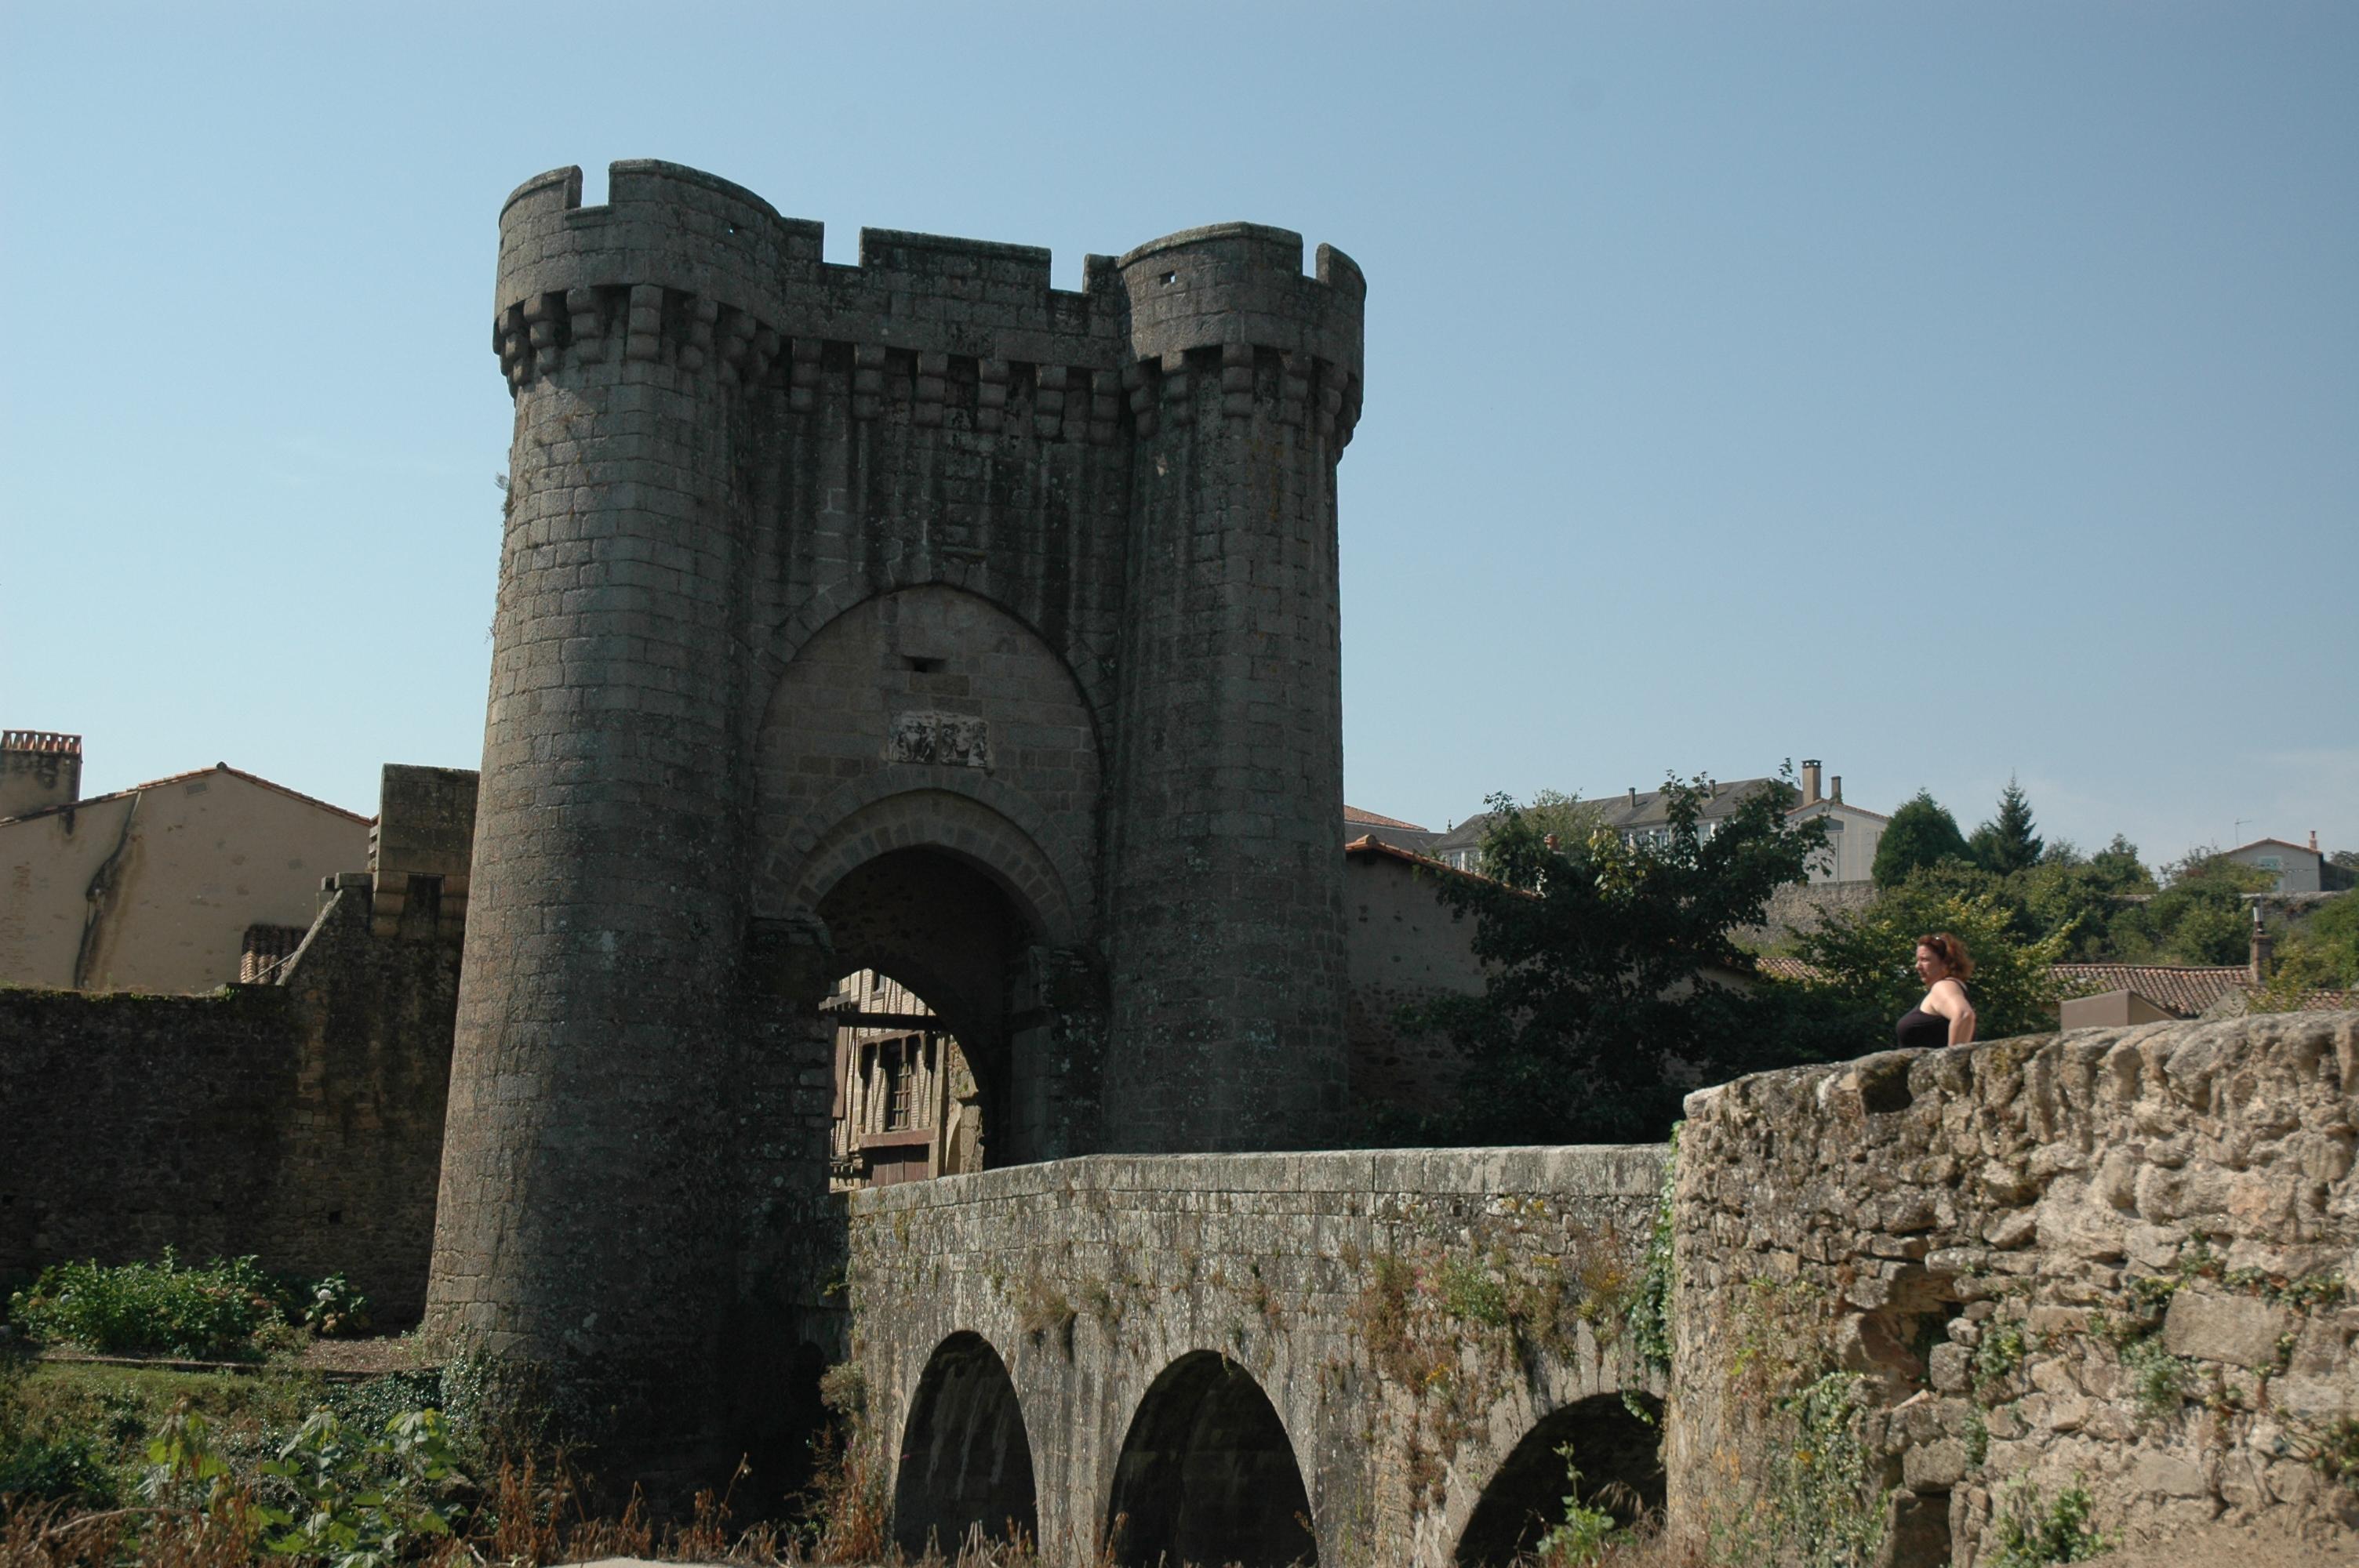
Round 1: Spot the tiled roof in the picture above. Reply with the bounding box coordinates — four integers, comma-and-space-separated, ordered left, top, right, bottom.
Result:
1345, 804, 1430, 833
1588, 778, 1778, 830
1344, 833, 1519, 892
1427, 813, 1494, 854
2227, 837, 2320, 859
2051, 964, 2253, 1018
0, 763, 370, 828
1754, 956, 1820, 983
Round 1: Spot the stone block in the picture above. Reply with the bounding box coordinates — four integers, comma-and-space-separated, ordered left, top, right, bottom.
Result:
2163, 1290, 2292, 1369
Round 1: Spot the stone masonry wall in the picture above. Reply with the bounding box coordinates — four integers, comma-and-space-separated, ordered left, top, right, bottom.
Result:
845, 1145, 1665, 1568
0, 884, 457, 1320
1343, 844, 1487, 1116
1667, 1010, 2359, 1566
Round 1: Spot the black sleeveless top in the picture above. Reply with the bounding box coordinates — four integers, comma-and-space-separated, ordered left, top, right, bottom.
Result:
1896, 1002, 1953, 1050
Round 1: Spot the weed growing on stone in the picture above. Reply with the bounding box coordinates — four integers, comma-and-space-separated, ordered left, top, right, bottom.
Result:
1015, 1272, 1076, 1346
1725, 1279, 1827, 1406
2114, 1334, 2190, 1423
1627, 1128, 1678, 1374
1350, 1253, 1423, 1388
2299, 1415, 2359, 1492
1706, 1369, 1885, 1568
1435, 1255, 1511, 1329
1972, 1316, 2029, 1393
1985, 1473, 2107, 1567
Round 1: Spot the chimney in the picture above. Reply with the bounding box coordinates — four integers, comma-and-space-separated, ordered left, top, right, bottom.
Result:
2312, 830, 2321, 852
2250, 906, 2274, 986
1801, 759, 1823, 805
1, 731, 82, 820
1831, 775, 1843, 804
1627, 786, 1638, 808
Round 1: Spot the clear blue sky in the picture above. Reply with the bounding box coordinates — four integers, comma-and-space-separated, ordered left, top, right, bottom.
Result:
4, 4, 2352, 867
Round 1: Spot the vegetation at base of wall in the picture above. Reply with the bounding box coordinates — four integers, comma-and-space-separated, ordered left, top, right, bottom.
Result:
1984, 1474, 2107, 1568
6, 1250, 372, 1362
1707, 1370, 1887, 1568
0, 1354, 927, 1565
1531, 1443, 1632, 1567
1702, 1278, 1891, 1568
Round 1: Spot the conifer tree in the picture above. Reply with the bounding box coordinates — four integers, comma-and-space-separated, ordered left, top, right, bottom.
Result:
1971, 775, 2045, 876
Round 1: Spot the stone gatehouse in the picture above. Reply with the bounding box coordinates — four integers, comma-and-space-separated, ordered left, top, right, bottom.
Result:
427, 160, 1369, 1465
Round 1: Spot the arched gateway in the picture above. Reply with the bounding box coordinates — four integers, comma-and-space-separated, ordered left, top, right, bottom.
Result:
424, 159, 1365, 1467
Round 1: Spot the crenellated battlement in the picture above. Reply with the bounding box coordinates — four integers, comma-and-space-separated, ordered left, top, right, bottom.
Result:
492, 162, 1362, 444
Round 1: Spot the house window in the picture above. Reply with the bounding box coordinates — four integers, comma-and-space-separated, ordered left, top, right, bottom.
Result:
885, 1040, 916, 1131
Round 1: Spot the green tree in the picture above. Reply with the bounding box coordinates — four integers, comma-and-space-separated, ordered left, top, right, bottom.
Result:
2109, 851, 2275, 965
2018, 835, 2155, 959
1873, 790, 1971, 888
1772, 873, 2068, 1047
2270, 894, 2359, 989
1399, 774, 1826, 1144
1478, 789, 1607, 887
1970, 776, 2045, 876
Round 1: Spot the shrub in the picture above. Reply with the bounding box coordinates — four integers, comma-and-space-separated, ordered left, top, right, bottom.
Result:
7, 1252, 292, 1360
255, 1407, 465, 1563
0, 1428, 116, 1508
300, 1274, 371, 1339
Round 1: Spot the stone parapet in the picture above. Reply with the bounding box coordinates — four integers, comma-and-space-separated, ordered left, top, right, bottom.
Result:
1667, 1011, 2359, 1566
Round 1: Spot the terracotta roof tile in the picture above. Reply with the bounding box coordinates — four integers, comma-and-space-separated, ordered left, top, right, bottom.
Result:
1344, 805, 1430, 833
2051, 964, 2254, 1018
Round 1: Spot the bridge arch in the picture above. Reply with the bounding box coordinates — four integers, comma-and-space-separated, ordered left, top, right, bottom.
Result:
1104, 1350, 1318, 1568
892, 1331, 1038, 1558
1451, 1392, 1664, 1567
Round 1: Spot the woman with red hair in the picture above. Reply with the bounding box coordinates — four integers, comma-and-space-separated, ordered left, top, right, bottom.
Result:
1897, 931, 1977, 1047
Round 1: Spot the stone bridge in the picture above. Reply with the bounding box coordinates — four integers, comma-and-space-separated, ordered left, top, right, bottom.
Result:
843, 1145, 1668, 1568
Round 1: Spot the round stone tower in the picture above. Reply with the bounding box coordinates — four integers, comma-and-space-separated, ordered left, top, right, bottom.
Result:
1103, 225, 1366, 1150
426, 163, 792, 1456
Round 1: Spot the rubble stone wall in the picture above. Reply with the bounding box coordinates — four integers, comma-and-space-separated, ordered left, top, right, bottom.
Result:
1667, 1011, 2359, 1566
